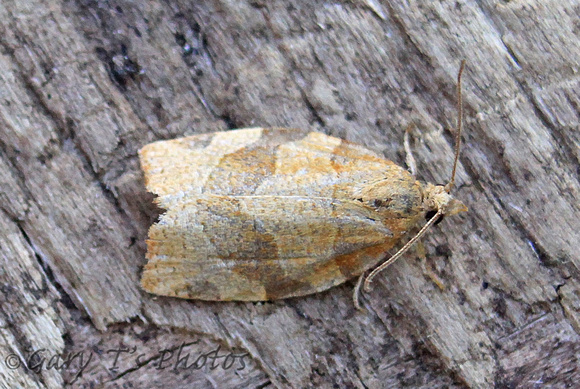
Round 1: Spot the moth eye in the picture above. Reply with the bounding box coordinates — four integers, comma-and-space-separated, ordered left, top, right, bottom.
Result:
372, 199, 383, 207
425, 210, 444, 225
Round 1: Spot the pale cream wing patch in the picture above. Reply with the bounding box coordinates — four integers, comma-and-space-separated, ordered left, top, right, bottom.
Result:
139, 128, 266, 209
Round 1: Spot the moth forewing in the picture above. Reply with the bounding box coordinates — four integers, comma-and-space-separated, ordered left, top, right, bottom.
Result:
140, 172, 422, 301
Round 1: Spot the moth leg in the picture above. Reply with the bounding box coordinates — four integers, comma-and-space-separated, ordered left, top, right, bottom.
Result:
415, 240, 426, 260
404, 124, 417, 176
416, 242, 446, 291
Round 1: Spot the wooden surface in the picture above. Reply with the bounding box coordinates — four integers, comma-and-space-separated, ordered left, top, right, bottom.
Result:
0, 1, 578, 388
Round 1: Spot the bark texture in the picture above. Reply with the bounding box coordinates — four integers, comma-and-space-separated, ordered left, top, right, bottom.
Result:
0, 1, 578, 388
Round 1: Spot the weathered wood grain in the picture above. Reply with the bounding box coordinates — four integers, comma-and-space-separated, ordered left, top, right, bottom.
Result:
0, 0, 578, 388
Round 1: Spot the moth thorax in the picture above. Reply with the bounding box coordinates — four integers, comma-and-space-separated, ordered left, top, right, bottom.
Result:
355, 177, 423, 218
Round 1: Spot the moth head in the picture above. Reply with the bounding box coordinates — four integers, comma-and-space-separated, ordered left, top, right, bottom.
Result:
422, 183, 467, 225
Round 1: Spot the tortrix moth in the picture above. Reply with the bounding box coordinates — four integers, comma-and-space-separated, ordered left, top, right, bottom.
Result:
139, 62, 467, 308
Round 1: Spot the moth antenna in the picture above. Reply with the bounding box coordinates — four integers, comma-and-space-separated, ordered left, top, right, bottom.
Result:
362, 209, 443, 291
446, 60, 466, 193
404, 124, 418, 176
353, 272, 366, 310
354, 210, 444, 308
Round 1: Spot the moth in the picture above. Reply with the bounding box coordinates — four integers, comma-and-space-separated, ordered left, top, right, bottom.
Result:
139, 62, 467, 308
